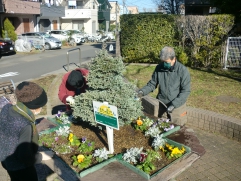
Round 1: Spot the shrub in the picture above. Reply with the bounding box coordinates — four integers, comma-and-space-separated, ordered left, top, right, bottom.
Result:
72, 50, 143, 127
2, 18, 17, 41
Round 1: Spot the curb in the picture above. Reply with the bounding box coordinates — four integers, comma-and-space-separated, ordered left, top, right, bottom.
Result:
141, 96, 241, 142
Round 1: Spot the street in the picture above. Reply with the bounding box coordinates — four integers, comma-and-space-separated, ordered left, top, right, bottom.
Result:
0, 42, 113, 83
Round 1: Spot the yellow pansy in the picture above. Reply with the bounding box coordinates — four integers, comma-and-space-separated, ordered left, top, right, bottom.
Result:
68, 133, 74, 141
69, 138, 73, 142
159, 146, 164, 152
165, 143, 173, 150
136, 117, 143, 126
171, 147, 182, 155
68, 133, 73, 139
77, 154, 85, 163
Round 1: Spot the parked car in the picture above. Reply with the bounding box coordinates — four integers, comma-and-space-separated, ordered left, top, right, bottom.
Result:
67, 30, 86, 43
19, 32, 62, 50
105, 32, 115, 40
47, 30, 85, 45
0, 38, 15, 56
46, 30, 69, 41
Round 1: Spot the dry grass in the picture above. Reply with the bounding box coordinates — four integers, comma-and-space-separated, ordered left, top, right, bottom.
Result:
123, 64, 241, 120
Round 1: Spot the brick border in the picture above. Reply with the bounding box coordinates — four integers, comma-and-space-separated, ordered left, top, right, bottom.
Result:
141, 96, 241, 142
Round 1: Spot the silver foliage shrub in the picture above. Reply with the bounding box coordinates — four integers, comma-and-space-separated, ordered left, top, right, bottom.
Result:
72, 50, 143, 127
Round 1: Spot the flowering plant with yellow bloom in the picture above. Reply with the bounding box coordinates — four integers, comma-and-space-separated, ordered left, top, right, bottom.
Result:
162, 143, 186, 159
134, 117, 154, 132
68, 133, 81, 146
72, 154, 93, 169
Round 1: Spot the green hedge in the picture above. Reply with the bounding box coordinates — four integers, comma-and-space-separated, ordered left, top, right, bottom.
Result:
120, 14, 176, 63
120, 14, 235, 68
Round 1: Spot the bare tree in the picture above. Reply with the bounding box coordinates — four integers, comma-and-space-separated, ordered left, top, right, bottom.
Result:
152, 0, 184, 14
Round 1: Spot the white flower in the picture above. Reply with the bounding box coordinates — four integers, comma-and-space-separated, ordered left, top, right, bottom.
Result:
122, 147, 143, 164
142, 117, 154, 127
93, 148, 109, 160
56, 112, 71, 125
152, 134, 166, 150
55, 126, 70, 137
145, 126, 160, 137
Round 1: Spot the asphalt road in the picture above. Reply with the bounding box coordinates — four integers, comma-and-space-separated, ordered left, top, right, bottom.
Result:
0, 42, 106, 83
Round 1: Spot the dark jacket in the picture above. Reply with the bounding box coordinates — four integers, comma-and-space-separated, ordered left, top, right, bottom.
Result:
0, 104, 38, 171
140, 61, 191, 108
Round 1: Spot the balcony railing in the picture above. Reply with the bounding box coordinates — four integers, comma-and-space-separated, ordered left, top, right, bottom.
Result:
21, 0, 41, 2
66, 6, 92, 9
41, 4, 65, 17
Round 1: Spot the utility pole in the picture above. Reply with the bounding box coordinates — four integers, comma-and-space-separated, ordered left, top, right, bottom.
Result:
115, 1, 118, 32
123, 0, 125, 14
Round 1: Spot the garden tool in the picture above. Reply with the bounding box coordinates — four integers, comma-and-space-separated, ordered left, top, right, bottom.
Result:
158, 100, 172, 121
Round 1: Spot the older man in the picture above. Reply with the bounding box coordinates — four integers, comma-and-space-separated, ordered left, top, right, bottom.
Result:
138, 46, 191, 126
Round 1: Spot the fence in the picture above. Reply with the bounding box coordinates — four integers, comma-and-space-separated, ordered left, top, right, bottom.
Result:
224, 37, 241, 69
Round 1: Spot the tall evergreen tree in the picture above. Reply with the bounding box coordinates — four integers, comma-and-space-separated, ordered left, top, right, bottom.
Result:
73, 50, 143, 127
2, 18, 17, 41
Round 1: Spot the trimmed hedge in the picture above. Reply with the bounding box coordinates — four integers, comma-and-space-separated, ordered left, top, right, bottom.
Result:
120, 14, 176, 63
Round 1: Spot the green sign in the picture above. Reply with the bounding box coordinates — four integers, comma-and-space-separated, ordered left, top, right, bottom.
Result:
93, 101, 119, 130
95, 113, 118, 129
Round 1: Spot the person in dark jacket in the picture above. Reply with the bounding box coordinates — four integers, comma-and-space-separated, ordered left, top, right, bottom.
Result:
138, 46, 191, 126
0, 81, 54, 181
58, 68, 89, 111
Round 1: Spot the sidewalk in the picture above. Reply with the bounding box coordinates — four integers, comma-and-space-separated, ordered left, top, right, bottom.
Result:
1, 66, 241, 181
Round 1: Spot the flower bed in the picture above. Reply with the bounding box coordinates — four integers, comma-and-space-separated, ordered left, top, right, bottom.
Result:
39, 113, 188, 179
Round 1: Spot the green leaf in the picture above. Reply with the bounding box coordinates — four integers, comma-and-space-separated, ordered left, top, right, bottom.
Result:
73, 161, 78, 167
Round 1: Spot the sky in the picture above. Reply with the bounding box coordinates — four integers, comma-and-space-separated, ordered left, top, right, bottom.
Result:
116, 0, 157, 12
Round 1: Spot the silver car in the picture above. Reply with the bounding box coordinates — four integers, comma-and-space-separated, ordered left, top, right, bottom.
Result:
19, 32, 62, 50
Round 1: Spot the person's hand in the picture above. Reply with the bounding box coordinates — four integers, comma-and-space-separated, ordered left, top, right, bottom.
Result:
39, 151, 54, 161
167, 105, 175, 113
66, 96, 75, 105
137, 91, 143, 98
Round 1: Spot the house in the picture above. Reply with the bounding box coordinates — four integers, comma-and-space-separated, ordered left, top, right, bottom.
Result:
185, 0, 212, 15
0, 0, 41, 35
97, 0, 111, 32
60, 0, 99, 35
127, 6, 139, 14
37, 0, 65, 32
119, 5, 128, 15
109, 1, 120, 30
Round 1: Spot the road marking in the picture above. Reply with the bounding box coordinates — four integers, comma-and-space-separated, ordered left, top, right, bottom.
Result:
0, 72, 19, 78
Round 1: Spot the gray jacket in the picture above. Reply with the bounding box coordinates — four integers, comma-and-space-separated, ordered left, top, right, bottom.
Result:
140, 61, 191, 108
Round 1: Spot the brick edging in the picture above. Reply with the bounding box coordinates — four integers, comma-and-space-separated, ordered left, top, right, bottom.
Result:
141, 96, 241, 142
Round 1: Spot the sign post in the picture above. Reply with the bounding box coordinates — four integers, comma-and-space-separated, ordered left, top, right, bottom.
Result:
93, 101, 119, 154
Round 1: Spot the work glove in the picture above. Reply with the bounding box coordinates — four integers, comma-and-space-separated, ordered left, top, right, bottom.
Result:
66, 96, 75, 105
137, 91, 144, 98
167, 105, 175, 113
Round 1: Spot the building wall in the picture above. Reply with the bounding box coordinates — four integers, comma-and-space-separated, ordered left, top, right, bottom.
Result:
109, 1, 120, 25
60, 9, 98, 35
4, 0, 40, 14
127, 6, 139, 14
36, 17, 61, 31
1, 14, 35, 35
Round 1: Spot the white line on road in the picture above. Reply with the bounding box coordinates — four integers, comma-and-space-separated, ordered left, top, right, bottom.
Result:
0, 72, 19, 78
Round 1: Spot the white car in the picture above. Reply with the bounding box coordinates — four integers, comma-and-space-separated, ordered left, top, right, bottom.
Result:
68, 30, 86, 43
47, 30, 69, 41
47, 30, 84, 45
19, 32, 62, 50
106, 32, 115, 40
